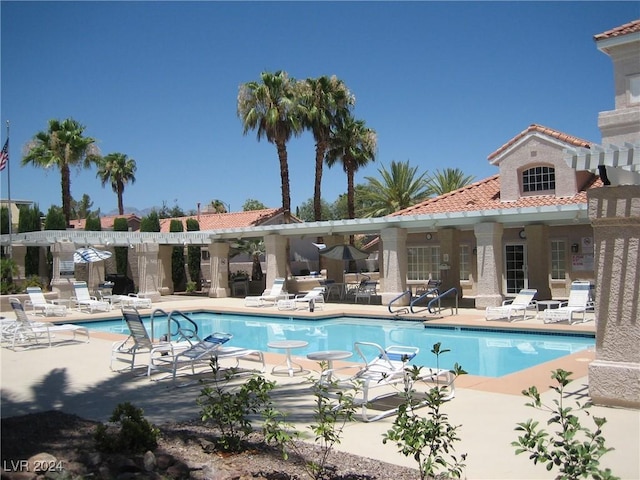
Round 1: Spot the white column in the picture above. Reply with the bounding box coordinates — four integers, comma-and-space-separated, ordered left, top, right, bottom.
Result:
264, 234, 288, 287
588, 185, 640, 408
380, 227, 407, 306
474, 222, 504, 309
136, 242, 161, 302
208, 241, 230, 298
50, 241, 76, 299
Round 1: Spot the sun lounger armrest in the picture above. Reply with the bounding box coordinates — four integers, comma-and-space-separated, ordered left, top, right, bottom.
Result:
203, 333, 232, 345
384, 345, 419, 362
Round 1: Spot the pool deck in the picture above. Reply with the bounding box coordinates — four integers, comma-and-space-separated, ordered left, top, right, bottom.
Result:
2, 296, 638, 479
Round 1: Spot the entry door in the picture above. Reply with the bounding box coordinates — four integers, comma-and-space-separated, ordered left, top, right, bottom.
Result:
505, 244, 527, 294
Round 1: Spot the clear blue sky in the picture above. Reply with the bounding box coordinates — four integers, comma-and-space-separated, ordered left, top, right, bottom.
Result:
1, 1, 638, 217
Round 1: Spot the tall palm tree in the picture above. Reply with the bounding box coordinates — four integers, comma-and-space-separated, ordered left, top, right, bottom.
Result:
427, 168, 475, 196
325, 115, 377, 222
361, 160, 431, 217
97, 152, 137, 215
299, 75, 354, 222
237, 70, 303, 219
22, 118, 99, 226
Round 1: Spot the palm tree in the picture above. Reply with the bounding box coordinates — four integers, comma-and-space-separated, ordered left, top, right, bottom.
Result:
299, 76, 354, 222
427, 168, 475, 196
325, 115, 377, 222
237, 70, 303, 219
97, 153, 137, 215
22, 118, 99, 226
361, 160, 431, 217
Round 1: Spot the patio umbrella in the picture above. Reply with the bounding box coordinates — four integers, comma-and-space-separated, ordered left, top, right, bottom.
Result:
73, 247, 112, 264
74, 247, 112, 291
318, 244, 369, 261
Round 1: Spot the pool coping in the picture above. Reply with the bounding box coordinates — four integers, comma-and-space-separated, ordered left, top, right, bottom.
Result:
48, 296, 596, 397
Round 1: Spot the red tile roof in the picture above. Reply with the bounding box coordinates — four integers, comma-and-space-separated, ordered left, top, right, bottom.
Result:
69, 214, 141, 230
390, 174, 603, 218
594, 19, 640, 40
488, 124, 591, 163
159, 208, 286, 232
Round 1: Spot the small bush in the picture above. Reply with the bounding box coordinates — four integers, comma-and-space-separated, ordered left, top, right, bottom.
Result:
94, 402, 159, 454
512, 369, 618, 480
198, 358, 277, 452
383, 343, 467, 480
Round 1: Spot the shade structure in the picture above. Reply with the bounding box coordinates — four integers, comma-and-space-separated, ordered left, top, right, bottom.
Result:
74, 247, 113, 291
318, 245, 369, 261
73, 247, 112, 264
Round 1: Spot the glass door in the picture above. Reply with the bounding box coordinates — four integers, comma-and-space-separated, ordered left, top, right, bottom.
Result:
505, 244, 527, 294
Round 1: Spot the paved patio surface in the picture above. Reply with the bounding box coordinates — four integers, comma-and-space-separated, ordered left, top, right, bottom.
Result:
1, 296, 638, 479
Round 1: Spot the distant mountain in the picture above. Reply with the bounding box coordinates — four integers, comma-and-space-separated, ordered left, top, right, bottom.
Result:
104, 207, 155, 217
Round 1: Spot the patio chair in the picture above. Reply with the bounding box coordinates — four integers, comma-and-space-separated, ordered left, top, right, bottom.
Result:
353, 281, 378, 304
485, 288, 538, 322
293, 287, 325, 310
6, 298, 90, 350
320, 341, 454, 422
244, 277, 288, 307
110, 306, 192, 372
72, 281, 111, 313
118, 293, 153, 309
543, 281, 592, 325
149, 331, 265, 383
25, 287, 68, 317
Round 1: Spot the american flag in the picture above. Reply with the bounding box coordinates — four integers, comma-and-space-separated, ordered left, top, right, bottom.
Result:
0, 139, 7, 172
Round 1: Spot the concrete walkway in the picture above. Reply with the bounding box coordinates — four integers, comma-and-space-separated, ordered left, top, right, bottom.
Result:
1, 297, 638, 479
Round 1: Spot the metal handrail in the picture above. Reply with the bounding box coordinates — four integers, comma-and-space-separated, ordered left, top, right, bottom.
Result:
149, 308, 199, 342
388, 290, 412, 314
409, 288, 440, 314
427, 287, 459, 315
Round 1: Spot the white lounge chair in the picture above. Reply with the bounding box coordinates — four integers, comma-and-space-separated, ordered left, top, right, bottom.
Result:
543, 281, 592, 325
111, 306, 192, 372
25, 287, 67, 316
118, 293, 152, 309
149, 331, 265, 383
293, 287, 325, 310
485, 289, 538, 321
72, 281, 111, 313
320, 341, 454, 422
6, 298, 90, 350
244, 278, 288, 306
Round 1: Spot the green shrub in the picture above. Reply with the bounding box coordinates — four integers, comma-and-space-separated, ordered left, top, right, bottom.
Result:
22, 275, 44, 290
263, 362, 359, 480
512, 369, 618, 480
383, 343, 467, 480
94, 402, 159, 454
197, 359, 277, 452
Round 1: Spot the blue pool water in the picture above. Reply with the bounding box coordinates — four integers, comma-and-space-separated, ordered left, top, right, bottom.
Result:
79, 312, 594, 377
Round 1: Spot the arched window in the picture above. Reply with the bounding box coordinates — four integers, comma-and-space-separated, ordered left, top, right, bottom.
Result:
522, 166, 555, 193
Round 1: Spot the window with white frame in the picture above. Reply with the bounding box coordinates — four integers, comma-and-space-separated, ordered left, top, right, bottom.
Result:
550, 240, 566, 280
407, 246, 441, 281
459, 244, 471, 281
522, 166, 555, 193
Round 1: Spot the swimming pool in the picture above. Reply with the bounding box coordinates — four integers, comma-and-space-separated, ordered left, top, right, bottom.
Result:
78, 312, 594, 377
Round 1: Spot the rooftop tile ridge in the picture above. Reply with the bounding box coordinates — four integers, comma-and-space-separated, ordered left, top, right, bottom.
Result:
488, 124, 592, 161
389, 174, 500, 216
594, 19, 640, 40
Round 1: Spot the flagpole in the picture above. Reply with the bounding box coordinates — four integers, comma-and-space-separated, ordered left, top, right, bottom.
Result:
5, 120, 11, 260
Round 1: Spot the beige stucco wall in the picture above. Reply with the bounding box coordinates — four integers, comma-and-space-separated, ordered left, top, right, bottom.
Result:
498, 136, 589, 201
588, 185, 640, 408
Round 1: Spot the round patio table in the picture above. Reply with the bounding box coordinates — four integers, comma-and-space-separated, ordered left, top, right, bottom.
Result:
267, 340, 309, 377
306, 350, 353, 380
